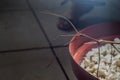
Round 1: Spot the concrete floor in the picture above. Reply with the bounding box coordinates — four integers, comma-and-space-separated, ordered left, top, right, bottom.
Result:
0, 0, 120, 80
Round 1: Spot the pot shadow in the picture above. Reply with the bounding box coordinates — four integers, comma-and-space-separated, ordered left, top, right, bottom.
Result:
77, 17, 110, 31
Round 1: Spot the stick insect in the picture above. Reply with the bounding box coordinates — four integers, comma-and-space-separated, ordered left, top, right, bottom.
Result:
40, 11, 120, 79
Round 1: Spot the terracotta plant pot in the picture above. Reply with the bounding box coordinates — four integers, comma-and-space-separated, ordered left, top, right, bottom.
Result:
69, 22, 120, 80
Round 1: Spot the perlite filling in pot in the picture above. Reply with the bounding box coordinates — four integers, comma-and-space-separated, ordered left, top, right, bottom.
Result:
80, 38, 120, 80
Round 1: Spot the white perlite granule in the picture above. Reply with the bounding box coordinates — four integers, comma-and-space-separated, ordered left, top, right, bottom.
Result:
80, 38, 120, 80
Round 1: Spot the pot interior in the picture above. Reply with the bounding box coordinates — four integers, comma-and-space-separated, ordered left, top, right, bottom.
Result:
69, 22, 120, 80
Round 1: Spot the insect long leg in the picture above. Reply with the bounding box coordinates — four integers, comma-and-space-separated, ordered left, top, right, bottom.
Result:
97, 42, 101, 78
